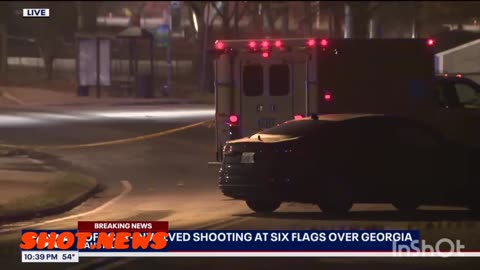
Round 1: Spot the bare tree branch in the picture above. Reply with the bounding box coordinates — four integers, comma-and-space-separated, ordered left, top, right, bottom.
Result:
211, 2, 225, 20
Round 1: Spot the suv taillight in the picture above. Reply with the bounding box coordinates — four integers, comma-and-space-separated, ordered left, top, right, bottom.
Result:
223, 144, 233, 154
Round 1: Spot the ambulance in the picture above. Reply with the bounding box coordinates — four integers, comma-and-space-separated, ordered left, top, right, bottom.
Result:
210, 38, 322, 162
210, 37, 480, 163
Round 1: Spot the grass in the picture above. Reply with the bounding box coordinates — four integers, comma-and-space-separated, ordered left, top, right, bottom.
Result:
0, 172, 97, 218
0, 68, 77, 93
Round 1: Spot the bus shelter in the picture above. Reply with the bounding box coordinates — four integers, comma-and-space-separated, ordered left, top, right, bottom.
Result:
75, 32, 114, 98
117, 26, 155, 98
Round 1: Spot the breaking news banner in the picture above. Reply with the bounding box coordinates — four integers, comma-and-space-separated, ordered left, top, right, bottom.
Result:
19, 221, 472, 263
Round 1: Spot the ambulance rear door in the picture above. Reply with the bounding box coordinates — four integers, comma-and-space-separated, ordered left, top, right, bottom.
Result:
237, 53, 300, 137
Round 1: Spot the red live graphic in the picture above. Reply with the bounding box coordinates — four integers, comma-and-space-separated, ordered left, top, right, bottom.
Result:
20, 221, 168, 250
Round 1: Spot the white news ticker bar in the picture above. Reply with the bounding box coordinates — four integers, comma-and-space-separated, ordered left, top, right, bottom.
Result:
79, 252, 480, 258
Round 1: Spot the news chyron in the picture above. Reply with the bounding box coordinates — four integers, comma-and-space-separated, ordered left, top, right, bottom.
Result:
23, 8, 50, 18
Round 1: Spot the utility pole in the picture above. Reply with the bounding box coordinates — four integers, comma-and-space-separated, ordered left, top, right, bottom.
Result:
344, 3, 352, 38
0, 24, 7, 78
165, 2, 173, 96
411, 2, 418, 38
200, 2, 210, 93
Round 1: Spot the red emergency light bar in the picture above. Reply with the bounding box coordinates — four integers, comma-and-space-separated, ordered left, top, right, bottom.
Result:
215, 38, 330, 54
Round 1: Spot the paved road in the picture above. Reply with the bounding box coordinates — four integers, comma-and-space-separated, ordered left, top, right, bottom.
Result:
0, 105, 478, 269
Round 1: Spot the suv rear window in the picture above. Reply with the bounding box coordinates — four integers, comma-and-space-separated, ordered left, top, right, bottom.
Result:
257, 120, 328, 137
243, 65, 263, 96
269, 64, 290, 96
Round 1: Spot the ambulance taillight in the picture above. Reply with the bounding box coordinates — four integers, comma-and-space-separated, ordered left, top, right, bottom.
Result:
427, 39, 435, 46
324, 92, 332, 101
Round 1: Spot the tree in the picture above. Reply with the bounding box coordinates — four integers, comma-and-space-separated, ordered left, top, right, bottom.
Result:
303, 2, 313, 36
416, 2, 480, 36
12, 2, 77, 80
186, 1, 214, 92
187, 1, 250, 92
76, 1, 99, 32
0, 2, 12, 78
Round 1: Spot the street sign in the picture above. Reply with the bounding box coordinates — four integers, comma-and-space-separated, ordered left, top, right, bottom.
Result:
154, 24, 169, 48
170, 1, 182, 31
171, 1, 180, 9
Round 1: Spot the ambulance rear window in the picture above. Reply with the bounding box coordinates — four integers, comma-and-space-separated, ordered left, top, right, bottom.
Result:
269, 64, 290, 96
243, 65, 263, 96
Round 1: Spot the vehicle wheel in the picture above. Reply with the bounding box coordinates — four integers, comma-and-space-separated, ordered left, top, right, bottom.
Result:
317, 177, 353, 215
246, 200, 281, 213
393, 201, 419, 212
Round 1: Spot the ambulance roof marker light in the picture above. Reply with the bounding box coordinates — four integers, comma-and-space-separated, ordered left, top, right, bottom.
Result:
274, 40, 282, 48
307, 39, 316, 47
320, 39, 328, 47
294, 114, 303, 120
456, 74, 463, 78
248, 41, 257, 49
215, 41, 225, 50
427, 38, 435, 46
261, 40, 269, 48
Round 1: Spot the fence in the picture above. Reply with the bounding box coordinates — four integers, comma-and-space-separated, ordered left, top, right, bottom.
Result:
7, 57, 193, 77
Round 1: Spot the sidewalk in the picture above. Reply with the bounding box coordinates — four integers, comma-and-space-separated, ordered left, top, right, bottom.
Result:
0, 149, 99, 223
0, 86, 213, 109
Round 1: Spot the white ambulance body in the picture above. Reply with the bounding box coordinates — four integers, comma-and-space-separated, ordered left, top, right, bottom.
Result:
210, 37, 480, 163
211, 38, 323, 161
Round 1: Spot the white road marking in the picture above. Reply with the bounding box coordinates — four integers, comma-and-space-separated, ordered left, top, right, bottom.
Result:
1, 91, 25, 105
0, 180, 132, 234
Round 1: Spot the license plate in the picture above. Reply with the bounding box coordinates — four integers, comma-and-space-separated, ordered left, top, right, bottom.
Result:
241, 152, 255, 163
258, 118, 275, 129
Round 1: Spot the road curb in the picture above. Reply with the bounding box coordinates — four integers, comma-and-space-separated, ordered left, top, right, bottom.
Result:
0, 149, 103, 223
